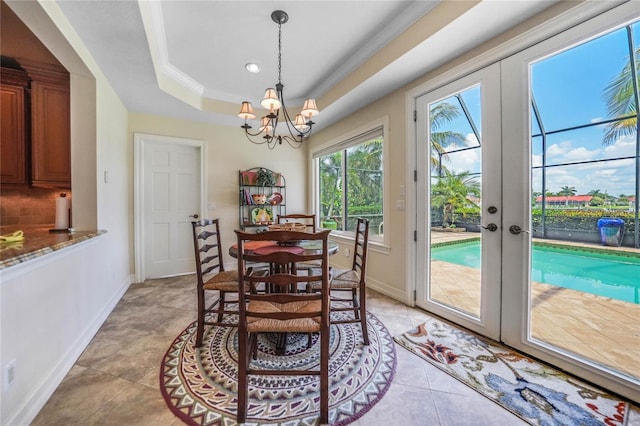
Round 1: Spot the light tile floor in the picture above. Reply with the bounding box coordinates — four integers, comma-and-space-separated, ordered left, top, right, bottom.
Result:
32, 276, 639, 425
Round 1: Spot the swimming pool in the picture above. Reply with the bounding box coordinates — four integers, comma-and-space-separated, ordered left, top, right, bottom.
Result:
431, 240, 640, 304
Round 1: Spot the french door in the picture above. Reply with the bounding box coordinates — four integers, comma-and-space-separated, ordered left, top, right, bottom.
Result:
415, 2, 639, 402
415, 64, 502, 340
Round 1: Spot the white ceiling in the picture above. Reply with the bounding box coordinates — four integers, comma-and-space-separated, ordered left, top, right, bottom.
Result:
55, 0, 557, 131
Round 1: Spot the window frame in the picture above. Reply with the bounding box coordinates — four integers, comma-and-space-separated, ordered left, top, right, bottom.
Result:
312, 117, 389, 246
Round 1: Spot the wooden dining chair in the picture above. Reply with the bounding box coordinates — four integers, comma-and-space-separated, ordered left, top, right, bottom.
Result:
277, 213, 316, 232
277, 214, 318, 271
312, 217, 370, 345
235, 229, 331, 425
191, 218, 240, 347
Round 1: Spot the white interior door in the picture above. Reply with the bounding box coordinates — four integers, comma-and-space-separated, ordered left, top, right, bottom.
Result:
415, 64, 502, 340
134, 133, 206, 280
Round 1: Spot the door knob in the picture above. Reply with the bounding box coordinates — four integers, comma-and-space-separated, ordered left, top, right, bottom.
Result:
189, 214, 199, 219
482, 223, 498, 232
509, 225, 529, 235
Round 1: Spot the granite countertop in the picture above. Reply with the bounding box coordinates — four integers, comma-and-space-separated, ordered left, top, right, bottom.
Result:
0, 226, 106, 270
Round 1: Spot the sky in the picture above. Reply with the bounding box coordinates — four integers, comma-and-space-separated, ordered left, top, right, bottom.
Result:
433, 19, 639, 199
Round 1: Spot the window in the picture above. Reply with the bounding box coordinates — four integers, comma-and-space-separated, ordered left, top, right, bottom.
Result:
315, 125, 384, 239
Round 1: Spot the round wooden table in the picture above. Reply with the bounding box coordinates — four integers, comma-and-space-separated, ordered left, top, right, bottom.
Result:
228, 239, 339, 258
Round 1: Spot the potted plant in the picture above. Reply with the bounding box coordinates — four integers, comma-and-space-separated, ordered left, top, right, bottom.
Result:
321, 218, 338, 230
256, 168, 276, 187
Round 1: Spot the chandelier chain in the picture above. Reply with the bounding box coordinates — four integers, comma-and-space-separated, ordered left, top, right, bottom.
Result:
277, 22, 282, 85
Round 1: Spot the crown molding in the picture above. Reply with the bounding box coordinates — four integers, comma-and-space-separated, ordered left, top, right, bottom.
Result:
138, 0, 204, 109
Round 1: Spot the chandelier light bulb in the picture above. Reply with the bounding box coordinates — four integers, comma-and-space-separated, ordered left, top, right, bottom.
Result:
301, 98, 319, 118
294, 114, 309, 131
237, 101, 256, 120
259, 116, 271, 133
261, 88, 281, 111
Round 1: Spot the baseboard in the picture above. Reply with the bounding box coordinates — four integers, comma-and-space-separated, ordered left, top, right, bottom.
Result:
367, 277, 406, 303
12, 274, 132, 425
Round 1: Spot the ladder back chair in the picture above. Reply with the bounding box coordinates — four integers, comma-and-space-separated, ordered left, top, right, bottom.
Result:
277, 214, 318, 270
277, 213, 316, 233
235, 229, 331, 425
313, 217, 370, 345
191, 218, 239, 347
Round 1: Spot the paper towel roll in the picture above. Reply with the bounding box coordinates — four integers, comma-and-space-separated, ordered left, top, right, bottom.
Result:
55, 193, 70, 230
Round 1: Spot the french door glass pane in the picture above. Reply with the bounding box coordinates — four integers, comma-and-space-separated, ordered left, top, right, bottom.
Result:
529, 20, 639, 381
429, 86, 483, 318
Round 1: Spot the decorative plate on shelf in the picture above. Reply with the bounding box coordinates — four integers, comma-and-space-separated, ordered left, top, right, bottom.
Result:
267, 192, 283, 205
251, 207, 273, 224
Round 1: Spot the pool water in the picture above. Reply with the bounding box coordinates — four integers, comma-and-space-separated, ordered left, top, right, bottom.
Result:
431, 240, 640, 304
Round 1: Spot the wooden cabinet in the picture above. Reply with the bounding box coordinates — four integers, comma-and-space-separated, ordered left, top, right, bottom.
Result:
238, 168, 286, 232
25, 66, 71, 188
0, 63, 71, 189
0, 67, 30, 186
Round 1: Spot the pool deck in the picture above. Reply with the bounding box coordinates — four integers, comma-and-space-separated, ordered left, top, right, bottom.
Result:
429, 230, 639, 382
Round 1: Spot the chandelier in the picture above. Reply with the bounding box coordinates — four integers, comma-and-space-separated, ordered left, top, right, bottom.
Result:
237, 10, 319, 149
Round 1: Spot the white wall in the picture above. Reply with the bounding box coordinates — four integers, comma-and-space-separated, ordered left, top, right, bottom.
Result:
309, 89, 410, 303
128, 113, 307, 268
1, 2, 132, 424
0, 238, 130, 425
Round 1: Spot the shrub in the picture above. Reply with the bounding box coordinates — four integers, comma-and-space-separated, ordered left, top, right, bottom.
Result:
349, 205, 382, 215
532, 209, 636, 230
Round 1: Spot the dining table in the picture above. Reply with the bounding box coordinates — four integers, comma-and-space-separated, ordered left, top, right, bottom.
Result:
228, 238, 339, 259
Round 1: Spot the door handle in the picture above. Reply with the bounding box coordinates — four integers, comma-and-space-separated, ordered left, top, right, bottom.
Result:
509, 225, 529, 235
189, 214, 199, 219
482, 223, 498, 232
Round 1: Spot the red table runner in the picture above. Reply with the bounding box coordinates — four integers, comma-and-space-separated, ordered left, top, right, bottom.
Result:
253, 245, 304, 255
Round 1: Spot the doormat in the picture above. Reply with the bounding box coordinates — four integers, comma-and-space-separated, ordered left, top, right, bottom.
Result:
394, 317, 631, 425
161, 312, 396, 425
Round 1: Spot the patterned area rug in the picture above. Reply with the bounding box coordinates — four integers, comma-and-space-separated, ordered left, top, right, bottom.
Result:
161, 312, 396, 425
395, 317, 631, 425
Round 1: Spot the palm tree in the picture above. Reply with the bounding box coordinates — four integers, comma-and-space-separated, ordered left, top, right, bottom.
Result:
587, 189, 606, 207
346, 139, 383, 229
558, 185, 576, 206
588, 189, 605, 198
558, 185, 577, 206
430, 102, 467, 175
346, 139, 383, 209
319, 153, 342, 222
601, 47, 638, 146
558, 186, 577, 196
318, 139, 383, 230
431, 170, 480, 227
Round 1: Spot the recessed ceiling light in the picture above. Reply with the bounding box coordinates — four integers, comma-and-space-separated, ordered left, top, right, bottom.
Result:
245, 63, 260, 73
